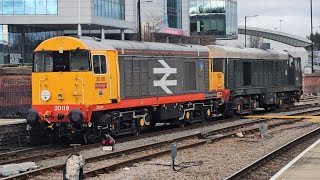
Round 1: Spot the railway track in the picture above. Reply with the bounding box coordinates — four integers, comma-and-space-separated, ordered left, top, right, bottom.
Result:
1, 103, 320, 166
3, 106, 320, 179
225, 127, 320, 180
1, 101, 319, 164
82, 118, 312, 178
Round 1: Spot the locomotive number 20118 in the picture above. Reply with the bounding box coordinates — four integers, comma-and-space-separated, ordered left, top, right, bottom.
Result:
54, 106, 70, 111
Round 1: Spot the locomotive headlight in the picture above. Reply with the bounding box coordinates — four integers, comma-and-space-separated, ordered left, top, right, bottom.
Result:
69, 109, 83, 125
40, 90, 51, 101
26, 109, 39, 125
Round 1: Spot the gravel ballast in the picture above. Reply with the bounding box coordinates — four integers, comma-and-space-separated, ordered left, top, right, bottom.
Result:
30, 106, 320, 179
88, 121, 320, 180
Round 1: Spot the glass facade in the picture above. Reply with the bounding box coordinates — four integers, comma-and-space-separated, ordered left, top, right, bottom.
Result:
0, 25, 63, 65
165, 0, 182, 29
225, 0, 237, 36
0, 0, 57, 15
94, 0, 125, 20
190, 0, 237, 38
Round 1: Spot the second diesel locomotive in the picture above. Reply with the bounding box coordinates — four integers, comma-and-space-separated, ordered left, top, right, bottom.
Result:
209, 45, 302, 115
26, 36, 302, 143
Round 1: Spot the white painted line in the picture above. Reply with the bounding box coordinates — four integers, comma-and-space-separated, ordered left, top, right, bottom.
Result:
0, 119, 26, 126
270, 138, 320, 180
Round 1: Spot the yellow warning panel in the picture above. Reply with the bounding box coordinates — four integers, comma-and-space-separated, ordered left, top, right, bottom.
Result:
243, 116, 320, 120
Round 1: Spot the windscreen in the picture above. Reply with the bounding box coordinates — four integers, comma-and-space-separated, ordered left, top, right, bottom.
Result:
33, 49, 90, 72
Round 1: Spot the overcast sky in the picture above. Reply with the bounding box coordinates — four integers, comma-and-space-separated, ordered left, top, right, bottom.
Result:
238, 0, 320, 38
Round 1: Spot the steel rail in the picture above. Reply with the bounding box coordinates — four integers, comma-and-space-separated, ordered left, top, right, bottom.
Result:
2, 106, 320, 179
82, 118, 310, 178
0, 102, 318, 163
4, 114, 313, 180
2, 116, 276, 180
225, 127, 320, 180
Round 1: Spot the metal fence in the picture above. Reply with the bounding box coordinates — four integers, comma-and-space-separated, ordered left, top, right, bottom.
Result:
0, 75, 31, 118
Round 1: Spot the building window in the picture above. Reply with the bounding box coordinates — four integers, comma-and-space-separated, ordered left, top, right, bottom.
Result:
2, 25, 63, 64
3, 0, 13, 14
0, 25, 2, 42
189, 0, 237, 38
94, 0, 125, 20
25, 0, 36, 14
0, 0, 57, 15
165, 0, 182, 29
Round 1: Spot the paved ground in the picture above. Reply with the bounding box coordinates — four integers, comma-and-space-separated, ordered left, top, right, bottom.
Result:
272, 139, 320, 180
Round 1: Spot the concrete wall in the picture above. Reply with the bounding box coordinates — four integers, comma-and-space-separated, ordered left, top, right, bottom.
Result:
181, 0, 190, 36
125, 0, 138, 32
125, 0, 190, 35
0, 0, 92, 24
0, 0, 134, 30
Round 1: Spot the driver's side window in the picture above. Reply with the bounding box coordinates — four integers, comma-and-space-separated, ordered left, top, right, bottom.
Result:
92, 55, 107, 74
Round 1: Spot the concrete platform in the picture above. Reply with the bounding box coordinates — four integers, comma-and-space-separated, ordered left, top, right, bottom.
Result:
0, 119, 26, 126
271, 139, 320, 180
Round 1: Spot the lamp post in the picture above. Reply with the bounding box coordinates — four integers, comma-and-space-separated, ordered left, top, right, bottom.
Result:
77, 0, 81, 36
311, 0, 314, 73
279, 19, 283, 32
245, 15, 259, 47
137, 0, 153, 41
137, 0, 142, 41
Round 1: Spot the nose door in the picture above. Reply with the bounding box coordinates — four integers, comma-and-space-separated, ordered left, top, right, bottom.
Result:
91, 53, 110, 104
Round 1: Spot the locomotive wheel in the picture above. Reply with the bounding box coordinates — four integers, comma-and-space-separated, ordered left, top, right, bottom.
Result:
229, 109, 238, 118
185, 111, 193, 124
84, 132, 101, 144
204, 108, 212, 121
132, 130, 140, 136
179, 121, 186, 128
150, 120, 156, 129
29, 125, 50, 145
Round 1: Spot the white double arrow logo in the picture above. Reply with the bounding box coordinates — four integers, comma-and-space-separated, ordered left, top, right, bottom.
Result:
153, 60, 177, 94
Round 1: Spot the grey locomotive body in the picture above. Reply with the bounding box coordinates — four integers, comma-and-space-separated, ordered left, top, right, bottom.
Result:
208, 45, 302, 115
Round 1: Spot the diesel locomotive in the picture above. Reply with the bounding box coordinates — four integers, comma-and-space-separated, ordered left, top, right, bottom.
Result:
26, 36, 302, 143
209, 45, 302, 115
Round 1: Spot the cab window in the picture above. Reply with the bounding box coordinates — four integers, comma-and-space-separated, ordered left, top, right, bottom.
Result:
34, 51, 53, 72
70, 50, 90, 71
92, 55, 107, 74
33, 49, 90, 72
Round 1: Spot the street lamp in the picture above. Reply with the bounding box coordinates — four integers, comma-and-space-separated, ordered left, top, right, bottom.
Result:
279, 19, 283, 32
137, 0, 141, 41
245, 15, 259, 47
310, 0, 314, 73
77, 0, 81, 36
137, 0, 154, 41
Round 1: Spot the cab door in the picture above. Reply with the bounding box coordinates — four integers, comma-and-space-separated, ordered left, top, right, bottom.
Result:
91, 52, 110, 104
